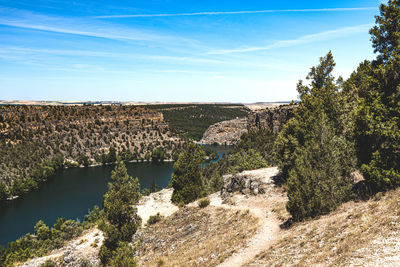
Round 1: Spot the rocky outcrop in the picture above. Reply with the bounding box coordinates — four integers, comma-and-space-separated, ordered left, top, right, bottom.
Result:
221, 167, 279, 198
247, 105, 297, 133
200, 117, 248, 145
19, 228, 103, 267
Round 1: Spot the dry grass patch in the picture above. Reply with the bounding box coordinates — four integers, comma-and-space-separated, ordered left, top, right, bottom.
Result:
248, 188, 400, 266
136, 206, 259, 266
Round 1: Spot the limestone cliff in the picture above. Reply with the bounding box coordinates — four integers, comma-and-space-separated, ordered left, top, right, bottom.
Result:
199, 117, 248, 145
247, 105, 297, 133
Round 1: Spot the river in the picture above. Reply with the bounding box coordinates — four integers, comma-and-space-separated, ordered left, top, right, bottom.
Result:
0, 145, 232, 245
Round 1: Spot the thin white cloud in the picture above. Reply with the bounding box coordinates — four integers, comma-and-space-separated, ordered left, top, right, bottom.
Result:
0, 8, 183, 42
207, 24, 373, 55
0, 46, 223, 65
94, 7, 377, 19
152, 69, 219, 75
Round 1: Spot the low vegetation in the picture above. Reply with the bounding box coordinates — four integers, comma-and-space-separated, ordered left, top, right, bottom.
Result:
198, 197, 210, 208
136, 206, 259, 266
146, 213, 162, 225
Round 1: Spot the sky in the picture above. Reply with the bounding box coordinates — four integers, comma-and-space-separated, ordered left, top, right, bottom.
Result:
0, 0, 384, 102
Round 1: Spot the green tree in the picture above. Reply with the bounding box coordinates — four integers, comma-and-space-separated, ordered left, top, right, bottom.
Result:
170, 142, 205, 204
34, 220, 51, 240
151, 147, 165, 162
99, 160, 141, 264
227, 149, 267, 174
354, 0, 400, 191
77, 153, 91, 167
275, 51, 355, 181
237, 128, 276, 164
277, 52, 355, 220
370, 0, 400, 63
286, 114, 353, 220
109, 242, 137, 267
107, 146, 117, 163
0, 182, 9, 202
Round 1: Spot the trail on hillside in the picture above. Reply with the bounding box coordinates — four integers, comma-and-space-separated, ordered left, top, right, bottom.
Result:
208, 167, 285, 267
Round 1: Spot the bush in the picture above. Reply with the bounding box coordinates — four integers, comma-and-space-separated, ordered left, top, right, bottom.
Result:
109, 242, 137, 267
227, 149, 267, 174
40, 259, 57, 267
147, 213, 162, 225
198, 197, 210, 208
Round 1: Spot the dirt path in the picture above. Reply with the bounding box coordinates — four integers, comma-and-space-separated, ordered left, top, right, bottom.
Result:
208, 167, 284, 267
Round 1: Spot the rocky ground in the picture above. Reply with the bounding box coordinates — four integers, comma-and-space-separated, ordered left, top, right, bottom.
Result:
199, 117, 248, 145
18, 228, 104, 267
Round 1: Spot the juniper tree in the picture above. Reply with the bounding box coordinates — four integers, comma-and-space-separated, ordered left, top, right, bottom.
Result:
276, 52, 355, 220
170, 142, 205, 204
99, 160, 141, 264
354, 0, 400, 191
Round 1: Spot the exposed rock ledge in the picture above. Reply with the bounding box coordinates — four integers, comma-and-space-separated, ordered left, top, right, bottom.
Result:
221, 167, 279, 198
199, 117, 248, 145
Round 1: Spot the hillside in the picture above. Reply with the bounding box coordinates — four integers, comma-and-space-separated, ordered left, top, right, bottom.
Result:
0, 105, 185, 200
199, 117, 248, 145
15, 167, 400, 266
248, 186, 400, 266
142, 104, 250, 140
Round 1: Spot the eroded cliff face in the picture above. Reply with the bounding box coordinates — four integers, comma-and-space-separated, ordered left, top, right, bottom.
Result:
199, 105, 297, 145
199, 117, 248, 145
247, 105, 297, 133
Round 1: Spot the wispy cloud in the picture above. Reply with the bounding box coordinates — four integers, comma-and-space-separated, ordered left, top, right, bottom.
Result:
207, 24, 373, 55
152, 69, 219, 75
0, 7, 183, 42
94, 7, 377, 19
0, 46, 223, 65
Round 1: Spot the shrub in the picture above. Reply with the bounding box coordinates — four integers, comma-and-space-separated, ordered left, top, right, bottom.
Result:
109, 242, 137, 267
227, 149, 267, 174
40, 259, 57, 267
198, 197, 210, 208
147, 213, 162, 225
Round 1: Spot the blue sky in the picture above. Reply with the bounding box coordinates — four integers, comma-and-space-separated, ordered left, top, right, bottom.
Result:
0, 0, 383, 102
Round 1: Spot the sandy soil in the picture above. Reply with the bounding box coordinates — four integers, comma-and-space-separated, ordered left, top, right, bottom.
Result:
137, 188, 179, 227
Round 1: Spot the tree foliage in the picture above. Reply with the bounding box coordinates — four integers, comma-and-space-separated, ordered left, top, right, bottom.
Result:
170, 143, 205, 204
99, 160, 141, 264
353, 0, 400, 191
276, 52, 355, 220
286, 114, 353, 220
